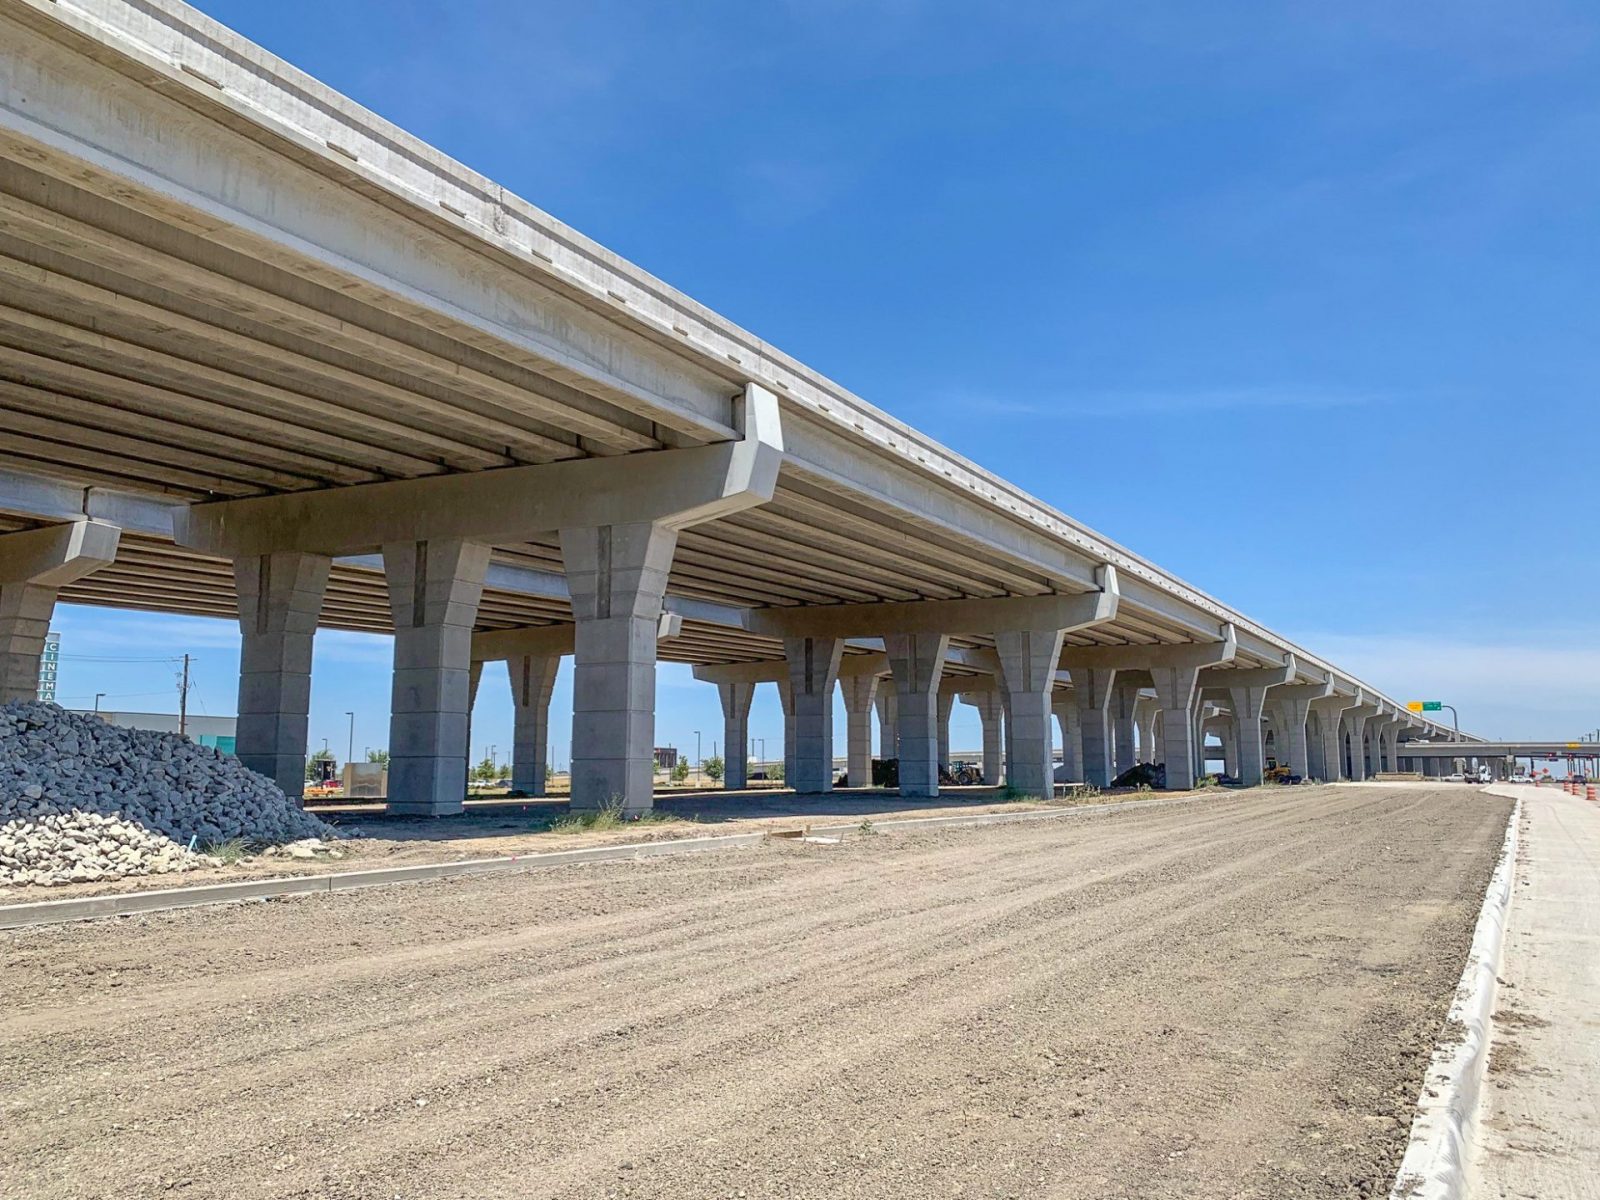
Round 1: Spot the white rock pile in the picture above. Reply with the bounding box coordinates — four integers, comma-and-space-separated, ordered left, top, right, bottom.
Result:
0, 701, 333, 888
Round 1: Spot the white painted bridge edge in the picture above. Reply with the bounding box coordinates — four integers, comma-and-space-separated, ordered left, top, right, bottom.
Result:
1388, 789, 1522, 1200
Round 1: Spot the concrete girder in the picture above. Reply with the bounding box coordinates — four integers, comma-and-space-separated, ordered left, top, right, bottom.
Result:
692, 652, 888, 687
1058, 622, 1238, 673
176, 384, 783, 558
747, 566, 1117, 640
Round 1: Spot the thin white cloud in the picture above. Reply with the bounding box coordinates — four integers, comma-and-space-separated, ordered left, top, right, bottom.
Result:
1290, 630, 1600, 741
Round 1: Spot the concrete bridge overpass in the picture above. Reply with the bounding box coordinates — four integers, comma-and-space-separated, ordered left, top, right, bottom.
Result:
0, 0, 1470, 813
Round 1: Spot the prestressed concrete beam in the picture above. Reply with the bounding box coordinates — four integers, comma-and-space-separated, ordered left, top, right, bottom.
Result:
746, 565, 1117, 640
1197, 654, 1295, 692
692, 652, 888, 687
176, 384, 783, 558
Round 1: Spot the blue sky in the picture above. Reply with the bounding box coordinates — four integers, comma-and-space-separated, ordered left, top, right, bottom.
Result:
50, 0, 1600, 756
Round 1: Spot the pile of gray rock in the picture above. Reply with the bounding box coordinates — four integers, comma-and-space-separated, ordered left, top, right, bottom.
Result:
0, 701, 333, 887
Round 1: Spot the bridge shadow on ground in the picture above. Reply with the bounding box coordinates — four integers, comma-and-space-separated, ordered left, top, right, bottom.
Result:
303, 785, 1020, 846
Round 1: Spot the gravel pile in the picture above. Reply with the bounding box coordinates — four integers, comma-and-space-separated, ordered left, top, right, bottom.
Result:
0, 701, 332, 888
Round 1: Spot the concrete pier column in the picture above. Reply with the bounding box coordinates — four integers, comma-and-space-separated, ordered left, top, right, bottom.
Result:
1068, 666, 1117, 788
717, 681, 756, 790
0, 521, 120, 705
1342, 707, 1376, 781
1214, 717, 1239, 778
996, 628, 1067, 797
1309, 696, 1356, 781
783, 636, 844, 793
509, 652, 560, 796
1226, 683, 1275, 787
874, 687, 898, 761
1111, 683, 1139, 777
967, 689, 1005, 785
1051, 694, 1081, 781
839, 673, 879, 787
1274, 697, 1313, 779
560, 522, 676, 814
383, 539, 491, 816
778, 678, 797, 785
1149, 665, 1203, 790
233, 550, 330, 804
937, 691, 956, 776
885, 632, 950, 798
1134, 696, 1159, 765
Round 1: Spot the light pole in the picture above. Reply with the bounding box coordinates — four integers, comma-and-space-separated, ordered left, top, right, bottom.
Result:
93, 692, 105, 713
345, 711, 354, 767
694, 730, 702, 785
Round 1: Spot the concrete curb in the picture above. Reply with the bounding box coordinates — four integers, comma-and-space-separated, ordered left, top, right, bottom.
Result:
1388, 789, 1523, 1200
0, 792, 1203, 931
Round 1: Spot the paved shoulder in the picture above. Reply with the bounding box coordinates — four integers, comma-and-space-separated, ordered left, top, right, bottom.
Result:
1476, 785, 1600, 1199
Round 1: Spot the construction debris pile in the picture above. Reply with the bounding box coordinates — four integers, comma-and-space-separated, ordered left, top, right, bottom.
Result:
0, 701, 332, 887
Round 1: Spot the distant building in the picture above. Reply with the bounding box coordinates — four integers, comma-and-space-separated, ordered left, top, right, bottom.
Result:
37, 631, 59, 703
69, 710, 237, 755
653, 747, 679, 769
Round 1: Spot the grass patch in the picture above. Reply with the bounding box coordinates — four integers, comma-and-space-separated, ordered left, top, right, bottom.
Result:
548, 802, 686, 835
202, 837, 251, 865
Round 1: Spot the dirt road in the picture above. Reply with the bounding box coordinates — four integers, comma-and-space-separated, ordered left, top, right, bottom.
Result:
0, 785, 1508, 1200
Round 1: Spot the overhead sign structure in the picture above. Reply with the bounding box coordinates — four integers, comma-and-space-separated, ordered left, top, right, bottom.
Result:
1407, 700, 1443, 713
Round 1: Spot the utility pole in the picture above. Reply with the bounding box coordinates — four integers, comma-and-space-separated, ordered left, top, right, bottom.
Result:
346, 711, 355, 767
177, 654, 191, 738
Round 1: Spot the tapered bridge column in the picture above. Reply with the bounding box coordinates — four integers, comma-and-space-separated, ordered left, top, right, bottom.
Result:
1111, 682, 1140, 777
234, 550, 330, 804
886, 632, 950, 798
839, 672, 879, 788
1309, 694, 1360, 781
717, 680, 755, 790
560, 522, 679, 813
0, 521, 120, 705
997, 628, 1066, 797
1069, 666, 1117, 788
966, 689, 1005, 785
1150, 665, 1204, 790
784, 636, 844, 793
384, 539, 491, 816
1052, 692, 1081, 782
874, 688, 898, 762
510, 652, 560, 796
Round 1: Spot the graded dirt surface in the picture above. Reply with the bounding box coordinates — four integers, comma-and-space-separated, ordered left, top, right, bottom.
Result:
0, 784, 1508, 1200
0, 784, 1158, 902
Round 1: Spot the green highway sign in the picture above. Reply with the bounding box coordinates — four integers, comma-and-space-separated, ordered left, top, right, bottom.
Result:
1406, 700, 1444, 713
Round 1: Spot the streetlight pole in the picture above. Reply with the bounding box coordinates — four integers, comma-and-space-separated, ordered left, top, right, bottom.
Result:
93, 692, 105, 713
694, 730, 702, 785
345, 711, 354, 767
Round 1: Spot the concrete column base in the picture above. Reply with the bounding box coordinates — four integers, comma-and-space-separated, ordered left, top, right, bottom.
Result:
510, 652, 560, 796
563, 522, 676, 814
233, 552, 331, 805
384, 539, 491, 817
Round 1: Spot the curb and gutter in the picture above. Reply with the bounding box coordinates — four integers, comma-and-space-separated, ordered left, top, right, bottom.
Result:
1388, 788, 1523, 1200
